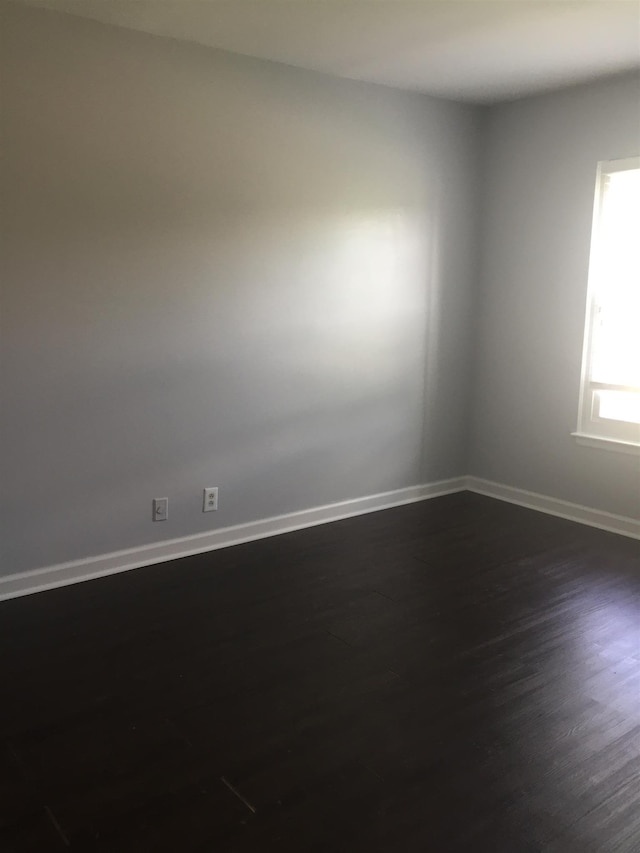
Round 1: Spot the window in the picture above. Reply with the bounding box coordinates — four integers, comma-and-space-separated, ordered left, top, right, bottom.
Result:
575, 157, 640, 453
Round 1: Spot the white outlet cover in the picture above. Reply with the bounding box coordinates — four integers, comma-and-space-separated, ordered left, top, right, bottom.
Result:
203, 487, 218, 512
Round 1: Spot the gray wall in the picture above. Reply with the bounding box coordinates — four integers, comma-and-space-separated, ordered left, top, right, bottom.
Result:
470, 73, 640, 518
0, 2, 480, 575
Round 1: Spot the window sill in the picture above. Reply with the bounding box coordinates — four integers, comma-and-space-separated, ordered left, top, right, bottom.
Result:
571, 432, 640, 456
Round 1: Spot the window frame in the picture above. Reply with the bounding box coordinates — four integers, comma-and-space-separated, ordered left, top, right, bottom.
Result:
573, 156, 640, 455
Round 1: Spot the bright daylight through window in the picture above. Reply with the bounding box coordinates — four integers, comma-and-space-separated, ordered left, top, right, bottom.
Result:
575, 157, 640, 452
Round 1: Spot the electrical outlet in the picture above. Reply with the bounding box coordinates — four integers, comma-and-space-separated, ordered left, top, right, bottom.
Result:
203, 487, 218, 512
153, 497, 168, 521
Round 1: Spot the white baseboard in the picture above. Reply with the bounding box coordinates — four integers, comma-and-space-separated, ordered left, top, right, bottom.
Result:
0, 478, 466, 602
2, 475, 637, 603
466, 476, 640, 540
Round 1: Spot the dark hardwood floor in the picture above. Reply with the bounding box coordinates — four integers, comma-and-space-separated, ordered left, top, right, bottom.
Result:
1, 492, 639, 852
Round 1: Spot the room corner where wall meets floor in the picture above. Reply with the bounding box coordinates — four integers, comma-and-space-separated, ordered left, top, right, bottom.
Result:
1, 477, 638, 602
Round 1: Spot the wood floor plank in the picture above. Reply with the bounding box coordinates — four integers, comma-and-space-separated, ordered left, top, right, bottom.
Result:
1, 492, 639, 850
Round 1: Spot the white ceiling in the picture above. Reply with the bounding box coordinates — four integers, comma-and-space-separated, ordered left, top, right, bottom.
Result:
17, 0, 640, 103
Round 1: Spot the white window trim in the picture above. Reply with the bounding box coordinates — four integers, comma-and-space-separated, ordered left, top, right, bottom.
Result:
574, 156, 640, 455
571, 432, 640, 456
